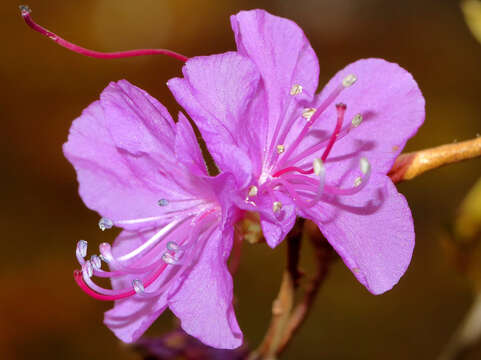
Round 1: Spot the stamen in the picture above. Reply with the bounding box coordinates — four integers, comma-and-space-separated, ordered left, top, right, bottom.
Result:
277, 74, 357, 168
272, 201, 283, 213
276, 144, 285, 154
290, 84, 303, 96
158, 199, 169, 206
166, 241, 180, 252
352, 114, 363, 127
74, 270, 135, 301
342, 74, 357, 87
272, 159, 325, 209
321, 103, 346, 161
302, 108, 316, 121
162, 252, 178, 265
286, 121, 355, 167
98, 217, 113, 231
248, 185, 258, 197
83, 261, 94, 278
132, 279, 145, 294
324, 157, 372, 196
90, 255, 102, 270
266, 86, 299, 168
305, 158, 326, 208
114, 215, 171, 226
117, 218, 183, 262
313, 158, 324, 176
19, 6, 188, 62
360, 157, 370, 175
76, 240, 88, 264
74, 258, 169, 301
74, 215, 213, 301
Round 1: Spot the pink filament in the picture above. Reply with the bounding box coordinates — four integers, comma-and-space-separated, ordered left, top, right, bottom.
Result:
278, 83, 346, 167
272, 166, 313, 178
20, 7, 188, 62
321, 103, 346, 161
74, 259, 168, 301
74, 270, 135, 301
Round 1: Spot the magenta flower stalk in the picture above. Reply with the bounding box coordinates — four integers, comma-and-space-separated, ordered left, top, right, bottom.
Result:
168, 9, 426, 294
64, 80, 242, 348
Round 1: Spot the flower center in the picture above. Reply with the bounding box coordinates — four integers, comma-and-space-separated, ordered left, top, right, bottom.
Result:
246, 74, 372, 213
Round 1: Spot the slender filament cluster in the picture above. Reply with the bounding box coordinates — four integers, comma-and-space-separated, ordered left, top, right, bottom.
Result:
74, 207, 217, 301
246, 74, 371, 213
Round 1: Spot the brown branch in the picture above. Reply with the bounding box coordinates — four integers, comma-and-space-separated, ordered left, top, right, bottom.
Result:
437, 292, 481, 360
249, 138, 481, 359
250, 220, 304, 360
277, 236, 334, 353
250, 221, 334, 360
389, 137, 481, 183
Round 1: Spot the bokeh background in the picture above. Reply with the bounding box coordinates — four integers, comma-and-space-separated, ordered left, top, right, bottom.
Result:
2, 0, 481, 359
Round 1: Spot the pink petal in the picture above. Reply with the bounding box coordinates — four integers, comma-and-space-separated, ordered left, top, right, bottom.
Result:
230, 9, 320, 151
175, 113, 208, 176
167, 225, 242, 349
167, 52, 260, 187
63, 80, 209, 229
304, 174, 415, 294
236, 191, 296, 248
305, 58, 425, 181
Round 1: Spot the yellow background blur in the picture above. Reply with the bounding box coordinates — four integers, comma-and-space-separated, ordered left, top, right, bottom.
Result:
2, 0, 481, 359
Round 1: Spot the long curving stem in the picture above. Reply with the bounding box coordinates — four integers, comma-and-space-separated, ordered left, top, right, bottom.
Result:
19, 5, 188, 62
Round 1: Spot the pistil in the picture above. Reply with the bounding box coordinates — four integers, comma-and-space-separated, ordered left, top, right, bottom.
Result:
19, 5, 188, 62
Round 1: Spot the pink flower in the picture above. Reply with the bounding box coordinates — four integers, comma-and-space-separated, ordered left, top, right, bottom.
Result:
64, 80, 242, 348
168, 9, 425, 294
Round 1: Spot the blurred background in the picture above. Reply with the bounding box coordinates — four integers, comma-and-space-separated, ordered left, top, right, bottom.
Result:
2, 0, 481, 359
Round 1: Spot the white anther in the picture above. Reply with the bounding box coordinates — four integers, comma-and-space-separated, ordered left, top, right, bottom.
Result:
162, 252, 177, 265
313, 158, 325, 176
302, 108, 316, 121
276, 144, 285, 154
272, 201, 283, 213
90, 255, 101, 269
248, 185, 258, 197
352, 114, 363, 127
342, 74, 357, 87
132, 279, 145, 294
76, 240, 88, 258
360, 157, 370, 174
158, 199, 169, 206
290, 84, 303, 96
354, 177, 362, 187
84, 261, 93, 278
98, 242, 113, 263
245, 199, 257, 206
98, 217, 113, 231
166, 241, 179, 252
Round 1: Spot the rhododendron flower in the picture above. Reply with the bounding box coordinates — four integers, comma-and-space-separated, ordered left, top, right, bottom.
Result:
64, 80, 242, 348
168, 9, 425, 294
